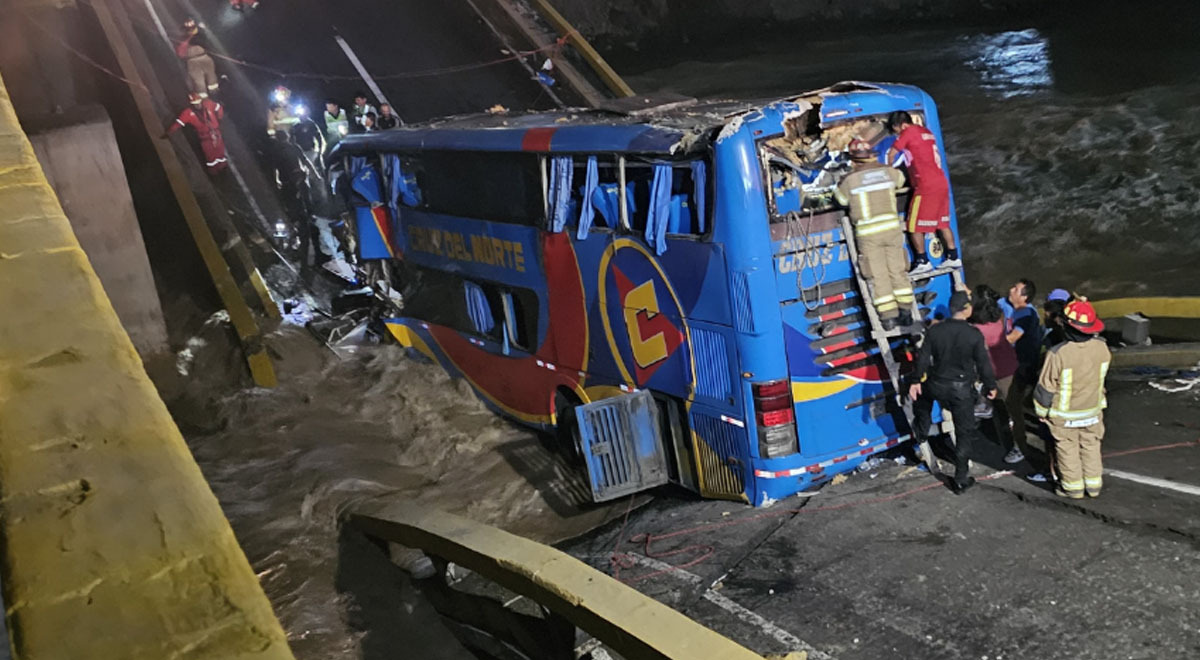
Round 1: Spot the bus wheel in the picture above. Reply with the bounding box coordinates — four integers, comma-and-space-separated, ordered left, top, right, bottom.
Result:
554, 390, 585, 466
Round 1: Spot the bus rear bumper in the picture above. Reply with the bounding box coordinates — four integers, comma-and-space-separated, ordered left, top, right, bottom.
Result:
749, 433, 912, 506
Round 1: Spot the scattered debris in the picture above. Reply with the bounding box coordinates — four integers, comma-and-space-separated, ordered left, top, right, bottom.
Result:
280, 298, 313, 326
1146, 362, 1200, 393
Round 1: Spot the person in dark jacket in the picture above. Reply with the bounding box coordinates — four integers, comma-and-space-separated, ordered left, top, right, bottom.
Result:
271, 132, 319, 265
376, 103, 400, 129
910, 290, 998, 493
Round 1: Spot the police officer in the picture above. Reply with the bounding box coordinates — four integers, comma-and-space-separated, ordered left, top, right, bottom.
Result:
323, 99, 350, 150
834, 138, 915, 330
1034, 300, 1111, 499
910, 290, 998, 494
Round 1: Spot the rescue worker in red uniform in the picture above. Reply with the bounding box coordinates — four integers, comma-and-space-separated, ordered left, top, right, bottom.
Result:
167, 93, 228, 174
175, 19, 219, 98
885, 110, 960, 275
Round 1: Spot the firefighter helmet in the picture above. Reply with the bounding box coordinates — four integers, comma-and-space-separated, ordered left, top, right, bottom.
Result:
847, 138, 875, 161
1063, 300, 1104, 335
188, 92, 202, 105
272, 85, 292, 105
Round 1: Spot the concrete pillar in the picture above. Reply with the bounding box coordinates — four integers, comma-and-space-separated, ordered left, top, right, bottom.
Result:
25, 105, 169, 357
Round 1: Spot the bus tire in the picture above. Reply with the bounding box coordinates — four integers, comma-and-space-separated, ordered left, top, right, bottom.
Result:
554, 389, 585, 466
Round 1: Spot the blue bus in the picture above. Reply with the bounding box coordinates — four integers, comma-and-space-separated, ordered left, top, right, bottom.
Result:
330, 82, 960, 506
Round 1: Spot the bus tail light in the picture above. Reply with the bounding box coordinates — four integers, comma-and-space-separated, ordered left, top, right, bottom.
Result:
752, 380, 798, 458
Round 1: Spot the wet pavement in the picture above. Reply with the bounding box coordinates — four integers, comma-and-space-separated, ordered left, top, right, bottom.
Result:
561, 377, 1200, 659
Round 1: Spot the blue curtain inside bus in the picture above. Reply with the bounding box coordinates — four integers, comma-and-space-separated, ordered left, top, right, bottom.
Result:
351, 165, 382, 204
464, 281, 494, 335
576, 156, 599, 239
691, 160, 707, 233
386, 154, 422, 208
645, 164, 672, 255
548, 156, 573, 233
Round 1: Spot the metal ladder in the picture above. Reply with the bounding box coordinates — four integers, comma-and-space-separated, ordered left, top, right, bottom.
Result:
838, 215, 964, 476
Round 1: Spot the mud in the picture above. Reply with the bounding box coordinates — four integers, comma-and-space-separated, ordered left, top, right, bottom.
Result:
160, 321, 619, 658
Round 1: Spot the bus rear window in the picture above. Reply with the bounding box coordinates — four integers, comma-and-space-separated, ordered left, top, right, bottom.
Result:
412, 151, 545, 226
762, 109, 899, 222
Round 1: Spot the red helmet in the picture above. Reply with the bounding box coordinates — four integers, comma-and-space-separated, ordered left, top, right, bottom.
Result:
847, 138, 875, 161
1063, 300, 1104, 334
187, 92, 202, 105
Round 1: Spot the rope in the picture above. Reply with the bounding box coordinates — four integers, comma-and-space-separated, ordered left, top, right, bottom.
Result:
18, 11, 148, 91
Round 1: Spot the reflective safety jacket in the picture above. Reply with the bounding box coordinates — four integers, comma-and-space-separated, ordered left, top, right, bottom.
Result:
267, 105, 300, 137
1034, 337, 1111, 426
324, 108, 349, 143
834, 162, 906, 237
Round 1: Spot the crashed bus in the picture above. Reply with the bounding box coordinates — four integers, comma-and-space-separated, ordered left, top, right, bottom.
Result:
329, 82, 960, 506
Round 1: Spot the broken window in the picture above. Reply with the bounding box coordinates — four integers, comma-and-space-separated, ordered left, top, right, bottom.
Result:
624, 157, 710, 246
569, 156, 623, 238
402, 265, 538, 352
760, 108, 897, 222
400, 151, 544, 226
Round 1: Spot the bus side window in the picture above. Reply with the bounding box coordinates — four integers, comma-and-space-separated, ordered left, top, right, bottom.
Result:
413, 151, 544, 226
568, 156, 622, 234
385, 154, 422, 209
625, 159, 709, 238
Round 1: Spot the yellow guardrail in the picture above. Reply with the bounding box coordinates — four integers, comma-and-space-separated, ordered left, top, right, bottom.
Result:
0, 72, 293, 659
529, 0, 635, 98
346, 502, 805, 660
1091, 297, 1200, 320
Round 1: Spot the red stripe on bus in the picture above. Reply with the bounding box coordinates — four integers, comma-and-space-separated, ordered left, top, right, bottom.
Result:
829, 351, 870, 367
820, 339, 858, 354
522, 127, 556, 151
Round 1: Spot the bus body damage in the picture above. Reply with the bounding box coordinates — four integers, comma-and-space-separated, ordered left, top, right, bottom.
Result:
329, 81, 961, 507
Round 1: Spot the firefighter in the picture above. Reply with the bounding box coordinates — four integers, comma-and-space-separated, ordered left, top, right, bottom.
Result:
323, 99, 350, 150
834, 138, 915, 330
166, 93, 227, 174
175, 19, 219, 98
885, 111, 960, 275
266, 86, 300, 138
1034, 299, 1111, 499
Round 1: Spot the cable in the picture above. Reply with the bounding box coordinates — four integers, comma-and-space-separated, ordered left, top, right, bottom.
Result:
18, 11, 148, 91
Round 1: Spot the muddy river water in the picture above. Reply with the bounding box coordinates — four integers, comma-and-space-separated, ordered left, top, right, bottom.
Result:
618, 16, 1200, 298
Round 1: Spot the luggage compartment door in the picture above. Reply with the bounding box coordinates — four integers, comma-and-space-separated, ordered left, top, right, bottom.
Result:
575, 390, 669, 502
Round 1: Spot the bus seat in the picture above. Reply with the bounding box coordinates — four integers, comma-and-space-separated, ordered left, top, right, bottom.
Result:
667, 194, 693, 234
591, 183, 636, 227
